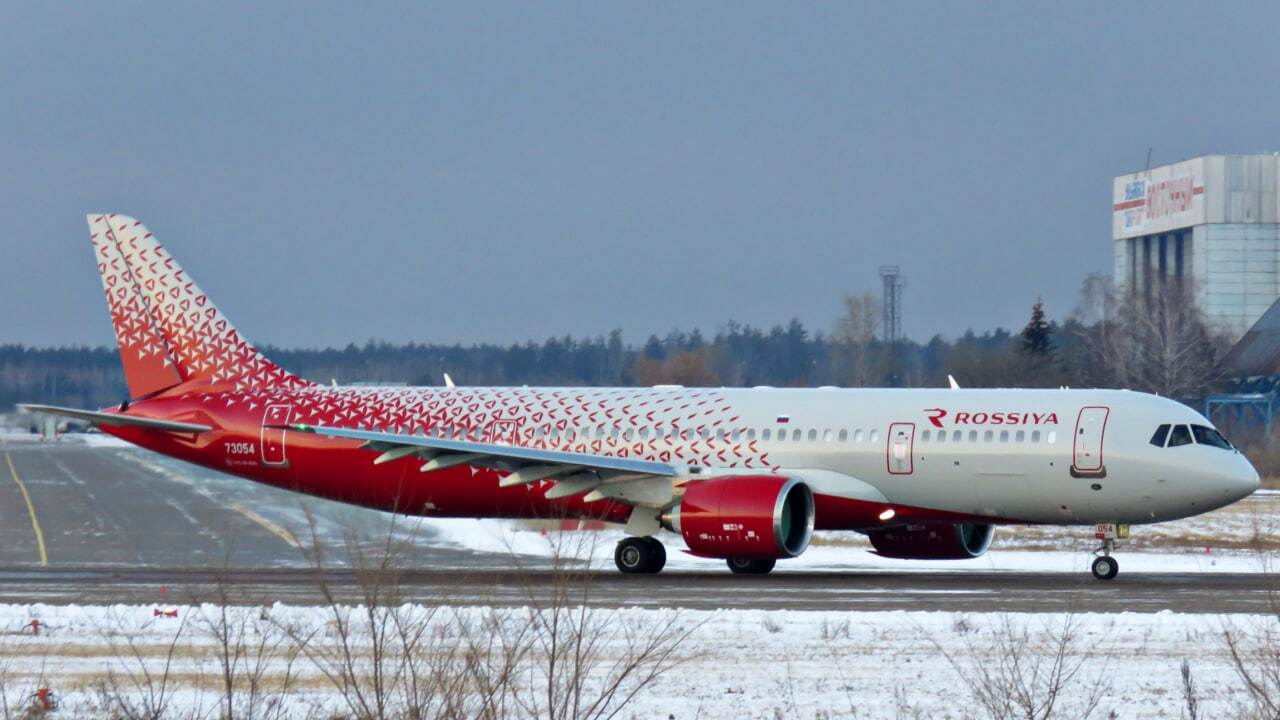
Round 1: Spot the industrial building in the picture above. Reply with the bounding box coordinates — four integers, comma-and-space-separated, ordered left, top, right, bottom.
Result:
1113, 154, 1280, 340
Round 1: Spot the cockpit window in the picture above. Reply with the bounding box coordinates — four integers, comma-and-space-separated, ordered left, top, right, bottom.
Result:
1166, 424, 1192, 447
1149, 424, 1170, 447
1191, 424, 1233, 450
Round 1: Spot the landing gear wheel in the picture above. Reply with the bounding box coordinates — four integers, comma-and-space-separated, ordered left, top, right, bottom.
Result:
614, 537, 665, 574
1091, 555, 1119, 581
726, 557, 776, 575
641, 536, 666, 573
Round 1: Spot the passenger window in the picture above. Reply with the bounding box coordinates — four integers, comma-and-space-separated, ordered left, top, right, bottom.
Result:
793, 429, 802, 441
1015, 430, 1025, 442
823, 429, 833, 442
854, 429, 864, 442
999, 430, 1009, 442
936, 430, 946, 443
921, 430, 932, 442
984, 430, 994, 442
732, 429, 742, 441
776, 430, 785, 443
1149, 424, 1170, 447
1191, 425, 1233, 450
838, 429, 848, 441
953, 430, 962, 442
1031, 430, 1041, 443
763, 429, 772, 441
1167, 424, 1192, 447
968, 430, 978, 442
806, 429, 816, 441
1047, 430, 1057, 444
870, 429, 880, 442
716, 429, 726, 441
639, 427, 649, 439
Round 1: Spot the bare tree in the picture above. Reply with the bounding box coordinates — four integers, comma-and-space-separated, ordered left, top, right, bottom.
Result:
834, 292, 881, 387
1074, 275, 1223, 398
936, 613, 1111, 720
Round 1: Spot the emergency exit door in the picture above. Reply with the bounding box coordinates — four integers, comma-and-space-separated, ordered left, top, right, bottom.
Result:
1071, 406, 1109, 477
260, 404, 292, 467
887, 422, 915, 475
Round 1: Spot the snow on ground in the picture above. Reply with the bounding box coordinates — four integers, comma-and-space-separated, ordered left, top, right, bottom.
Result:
0, 602, 1273, 719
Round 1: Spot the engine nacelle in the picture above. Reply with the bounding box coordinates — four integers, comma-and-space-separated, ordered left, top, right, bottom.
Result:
665, 475, 815, 560
867, 523, 994, 559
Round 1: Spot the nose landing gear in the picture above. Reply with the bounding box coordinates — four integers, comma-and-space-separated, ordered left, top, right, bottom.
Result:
1090, 523, 1127, 580
614, 536, 667, 574
1091, 544, 1119, 580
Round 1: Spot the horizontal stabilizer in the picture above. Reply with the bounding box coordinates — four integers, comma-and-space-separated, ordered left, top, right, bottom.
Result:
17, 404, 213, 433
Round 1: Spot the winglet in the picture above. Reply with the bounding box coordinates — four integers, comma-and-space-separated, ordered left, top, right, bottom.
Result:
443, 373, 455, 389
947, 374, 961, 390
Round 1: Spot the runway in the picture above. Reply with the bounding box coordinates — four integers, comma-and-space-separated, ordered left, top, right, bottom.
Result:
0, 565, 1273, 613
0, 435, 1275, 614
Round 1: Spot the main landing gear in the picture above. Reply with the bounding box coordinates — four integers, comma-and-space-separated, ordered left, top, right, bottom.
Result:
614, 536, 667, 574
726, 558, 776, 575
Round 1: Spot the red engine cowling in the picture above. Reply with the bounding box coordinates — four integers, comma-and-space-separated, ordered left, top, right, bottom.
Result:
867, 523, 994, 559
665, 475, 815, 560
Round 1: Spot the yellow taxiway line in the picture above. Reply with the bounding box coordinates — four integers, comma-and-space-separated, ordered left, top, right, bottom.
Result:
5, 451, 49, 567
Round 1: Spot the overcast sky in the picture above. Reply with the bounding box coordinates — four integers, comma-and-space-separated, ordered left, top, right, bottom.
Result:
3, 3, 1279, 348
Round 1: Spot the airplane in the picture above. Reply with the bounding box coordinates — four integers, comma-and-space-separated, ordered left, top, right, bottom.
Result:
22, 214, 1260, 580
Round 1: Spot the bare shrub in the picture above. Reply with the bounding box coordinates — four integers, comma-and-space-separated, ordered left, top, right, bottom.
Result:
762, 614, 783, 634
1179, 659, 1199, 720
196, 584, 300, 720
92, 608, 198, 720
508, 529, 698, 720
277, 503, 695, 720
1223, 616, 1280, 720
1220, 510, 1280, 720
820, 617, 851, 641
936, 613, 1111, 720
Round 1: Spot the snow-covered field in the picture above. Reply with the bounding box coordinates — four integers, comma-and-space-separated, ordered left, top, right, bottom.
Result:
0, 602, 1275, 719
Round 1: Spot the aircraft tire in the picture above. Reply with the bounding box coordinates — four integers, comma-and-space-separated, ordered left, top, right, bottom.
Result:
641, 537, 667, 573
726, 557, 776, 575
1091, 555, 1119, 581
615, 537, 664, 574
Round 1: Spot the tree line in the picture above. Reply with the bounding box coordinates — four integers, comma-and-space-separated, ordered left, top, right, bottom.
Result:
0, 274, 1232, 412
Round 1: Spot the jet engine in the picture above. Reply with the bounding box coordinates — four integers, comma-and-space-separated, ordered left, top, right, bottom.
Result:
664, 475, 815, 559
867, 523, 994, 559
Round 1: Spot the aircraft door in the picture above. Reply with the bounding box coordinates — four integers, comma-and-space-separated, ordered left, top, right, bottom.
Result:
261, 404, 292, 467
887, 422, 915, 475
1071, 406, 1109, 477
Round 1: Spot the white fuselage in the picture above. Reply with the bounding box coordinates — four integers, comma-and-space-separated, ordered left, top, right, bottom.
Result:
614, 386, 1260, 525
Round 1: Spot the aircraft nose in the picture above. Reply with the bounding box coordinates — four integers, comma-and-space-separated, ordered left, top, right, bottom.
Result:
1227, 454, 1261, 501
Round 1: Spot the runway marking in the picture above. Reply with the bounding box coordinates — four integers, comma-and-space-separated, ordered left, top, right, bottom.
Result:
5, 452, 49, 567
229, 502, 302, 549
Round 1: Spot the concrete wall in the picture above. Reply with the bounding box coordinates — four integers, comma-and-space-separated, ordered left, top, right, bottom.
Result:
1200, 223, 1280, 338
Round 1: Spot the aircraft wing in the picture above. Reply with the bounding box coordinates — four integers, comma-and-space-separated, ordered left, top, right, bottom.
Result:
18, 404, 214, 433
291, 423, 680, 508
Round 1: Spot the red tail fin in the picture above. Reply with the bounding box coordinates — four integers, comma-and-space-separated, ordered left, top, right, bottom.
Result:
88, 214, 308, 398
